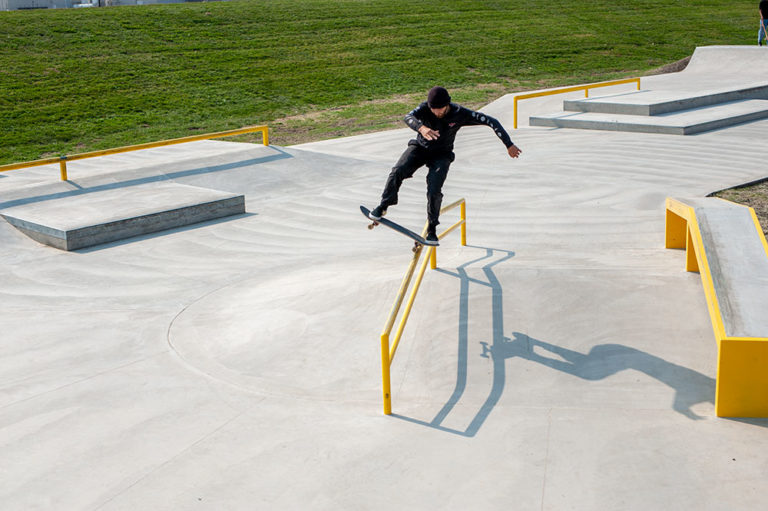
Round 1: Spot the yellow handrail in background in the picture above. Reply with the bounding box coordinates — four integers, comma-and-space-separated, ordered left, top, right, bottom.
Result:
0, 125, 269, 181
379, 198, 467, 415
513, 77, 641, 129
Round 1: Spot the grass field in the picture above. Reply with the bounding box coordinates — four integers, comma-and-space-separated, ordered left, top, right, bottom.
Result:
0, 0, 756, 164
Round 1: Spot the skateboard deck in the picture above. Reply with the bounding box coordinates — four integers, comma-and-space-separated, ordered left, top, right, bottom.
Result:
360, 205, 438, 247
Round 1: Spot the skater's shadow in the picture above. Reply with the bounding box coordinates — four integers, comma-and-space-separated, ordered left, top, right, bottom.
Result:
392, 245, 716, 437
484, 333, 715, 422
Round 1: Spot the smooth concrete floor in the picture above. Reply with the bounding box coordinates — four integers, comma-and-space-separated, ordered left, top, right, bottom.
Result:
2, 47, 768, 510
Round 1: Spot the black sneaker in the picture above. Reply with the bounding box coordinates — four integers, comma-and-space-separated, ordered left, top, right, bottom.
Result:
426, 228, 438, 244
369, 205, 387, 220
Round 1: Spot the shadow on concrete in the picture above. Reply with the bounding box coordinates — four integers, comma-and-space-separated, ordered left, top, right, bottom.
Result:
392, 246, 514, 437
74, 212, 258, 253
0, 147, 292, 210
487, 333, 715, 422
393, 245, 716, 437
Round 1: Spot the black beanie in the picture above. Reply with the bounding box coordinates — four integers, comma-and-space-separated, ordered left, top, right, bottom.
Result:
427, 86, 451, 108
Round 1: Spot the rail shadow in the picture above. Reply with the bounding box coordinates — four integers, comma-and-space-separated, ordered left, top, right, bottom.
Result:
392, 246, 513, 437
393, 245, 717, 437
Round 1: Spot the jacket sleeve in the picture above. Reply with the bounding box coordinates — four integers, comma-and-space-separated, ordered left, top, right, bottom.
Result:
404, 103, 429, 132
463, 108, 515, 148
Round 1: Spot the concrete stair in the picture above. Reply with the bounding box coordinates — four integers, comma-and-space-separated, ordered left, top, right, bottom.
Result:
529, 82, 768, 135
530, 99, 768, 135
562, 83, 768, 115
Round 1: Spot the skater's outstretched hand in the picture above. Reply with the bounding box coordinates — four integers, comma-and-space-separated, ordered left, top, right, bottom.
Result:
418, 125, 440, 141
507, 144, 522, 159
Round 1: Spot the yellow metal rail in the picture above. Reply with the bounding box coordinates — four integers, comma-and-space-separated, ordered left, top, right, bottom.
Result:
380, 198, 467, 415
513, 77, 641, 129
0, 125, 269, 181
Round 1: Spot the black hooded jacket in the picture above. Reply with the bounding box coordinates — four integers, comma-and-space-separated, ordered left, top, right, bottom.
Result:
404, 102, 514, 153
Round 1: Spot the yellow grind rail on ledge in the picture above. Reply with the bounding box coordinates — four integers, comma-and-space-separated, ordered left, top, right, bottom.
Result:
379, 198, 467, 415
0, 125, 269, 181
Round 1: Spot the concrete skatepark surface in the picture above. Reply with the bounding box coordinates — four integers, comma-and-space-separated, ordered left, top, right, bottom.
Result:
2, 47, 768, 509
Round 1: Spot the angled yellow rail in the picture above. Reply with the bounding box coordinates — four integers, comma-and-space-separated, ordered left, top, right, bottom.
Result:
379, 198, 467, 415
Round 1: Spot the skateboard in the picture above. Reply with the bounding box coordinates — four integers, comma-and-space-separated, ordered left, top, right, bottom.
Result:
360, 205, 438, 251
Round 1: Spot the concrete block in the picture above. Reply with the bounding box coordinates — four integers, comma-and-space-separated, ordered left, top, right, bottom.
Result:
564, 83, 768, 116
530, 100, 768, 135
665, 197, 768, 417
0, 182, 245, 250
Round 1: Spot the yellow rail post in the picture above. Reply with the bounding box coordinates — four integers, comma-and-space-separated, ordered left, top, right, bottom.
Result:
460, 200, 467, 246
429, 198, 467, 270
381, 333, 392, 415
0, 125, 269, 182
59, 157, 68, 181
513, 77, 641, 129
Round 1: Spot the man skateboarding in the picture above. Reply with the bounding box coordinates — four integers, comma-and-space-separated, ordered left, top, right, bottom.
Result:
368, 86, 522, 243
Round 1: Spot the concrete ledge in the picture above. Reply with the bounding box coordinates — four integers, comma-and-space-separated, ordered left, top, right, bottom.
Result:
530, 100, 768, 135
665, 197, 768, 417
0, 182, 245, 250
563, 83, 768, 116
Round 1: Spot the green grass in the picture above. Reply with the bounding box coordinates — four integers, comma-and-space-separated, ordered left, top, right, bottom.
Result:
0, 0, 755, 164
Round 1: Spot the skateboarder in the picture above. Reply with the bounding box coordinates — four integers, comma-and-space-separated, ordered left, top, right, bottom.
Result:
368, 86, 522, 243
760, 0, 768, 45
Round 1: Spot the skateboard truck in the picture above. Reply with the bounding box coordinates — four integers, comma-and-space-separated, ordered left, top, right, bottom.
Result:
368, 218, 422, 252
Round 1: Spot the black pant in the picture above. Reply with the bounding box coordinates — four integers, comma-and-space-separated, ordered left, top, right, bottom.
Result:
380, 144, 454, 227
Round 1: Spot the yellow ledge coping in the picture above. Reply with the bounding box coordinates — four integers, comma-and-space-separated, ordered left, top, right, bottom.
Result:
665, 197, 768, 417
